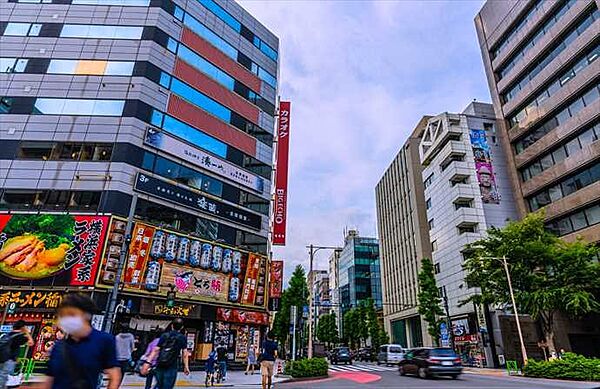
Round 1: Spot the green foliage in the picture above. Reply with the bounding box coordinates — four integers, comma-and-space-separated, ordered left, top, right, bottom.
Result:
284, 358, 329, 378
316, 312, 338, 347
341, 299, 388, 349
273, 265, 309, 352
523, 353, 600, 381
463, 212, 600, 351
417, 257, 444, 344
3, 214, 75, 248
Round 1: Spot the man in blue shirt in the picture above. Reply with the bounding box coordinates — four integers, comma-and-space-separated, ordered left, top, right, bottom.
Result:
42, 293, 120, 389
260, 331, 278, 389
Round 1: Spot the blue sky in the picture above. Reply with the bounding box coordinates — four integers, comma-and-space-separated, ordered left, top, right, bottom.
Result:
240, 0, 490, 283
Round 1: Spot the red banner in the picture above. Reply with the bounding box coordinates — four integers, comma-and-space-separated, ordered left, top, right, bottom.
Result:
123, 223, 155, 288
269, 260, 283, 298
272, 101, 291, 246
0, 214, 109, 286
217, 307, 269, 325
241, 253, 260, 305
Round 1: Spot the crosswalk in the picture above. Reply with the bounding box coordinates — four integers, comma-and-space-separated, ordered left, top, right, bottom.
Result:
328, 362, 398, 373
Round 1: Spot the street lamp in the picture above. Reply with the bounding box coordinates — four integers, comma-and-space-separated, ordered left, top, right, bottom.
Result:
481, 255, 528, 365
306, 244, 341, 359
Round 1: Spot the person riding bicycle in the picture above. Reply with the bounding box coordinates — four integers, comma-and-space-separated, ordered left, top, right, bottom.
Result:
205, 349, 218, 387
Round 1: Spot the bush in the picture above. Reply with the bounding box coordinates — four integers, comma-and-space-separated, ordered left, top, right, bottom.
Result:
523, 353, 600, 381
284, 357, 329, 378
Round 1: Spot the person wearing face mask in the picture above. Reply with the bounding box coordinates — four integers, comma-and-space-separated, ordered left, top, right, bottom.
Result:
41, 293, 121, 389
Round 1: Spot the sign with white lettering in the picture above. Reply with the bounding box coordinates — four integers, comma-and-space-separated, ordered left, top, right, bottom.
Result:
134, 173, 262, 230
145, 128, 265, 193
272, 101, 291, 245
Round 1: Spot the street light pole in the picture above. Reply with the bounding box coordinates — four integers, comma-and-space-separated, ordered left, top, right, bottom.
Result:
306, 244, 340, 359
481, 255, 528, 366
502, 255, 528, 365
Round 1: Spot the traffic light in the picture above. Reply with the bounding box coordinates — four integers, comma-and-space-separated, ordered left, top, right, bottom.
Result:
166, 290, 176, 308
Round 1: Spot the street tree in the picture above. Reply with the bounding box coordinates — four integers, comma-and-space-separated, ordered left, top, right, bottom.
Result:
417, 257, 444, 345
342, 309, 361, 349
463, 212, 600, 354
316, 312, 339, 349
272, 265, 309, 354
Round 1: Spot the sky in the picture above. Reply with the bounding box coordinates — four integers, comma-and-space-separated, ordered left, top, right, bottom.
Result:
239, 0, 491, 283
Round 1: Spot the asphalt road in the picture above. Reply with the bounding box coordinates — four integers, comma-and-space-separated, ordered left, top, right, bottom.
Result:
275, 363, 600, 389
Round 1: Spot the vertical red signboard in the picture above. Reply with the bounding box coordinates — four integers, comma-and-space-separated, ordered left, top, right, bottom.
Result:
123, 223, 155, 289
272, 101, 291, 246
269, 260, 283, 298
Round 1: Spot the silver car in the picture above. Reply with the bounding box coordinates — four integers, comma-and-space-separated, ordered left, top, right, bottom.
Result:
377, 344, 405, 365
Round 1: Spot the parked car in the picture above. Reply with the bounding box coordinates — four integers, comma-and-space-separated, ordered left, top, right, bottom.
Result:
377, 344, 405, 365
399, 347, 462, 379
357, 347, 376, 362
330, 347, 353, 365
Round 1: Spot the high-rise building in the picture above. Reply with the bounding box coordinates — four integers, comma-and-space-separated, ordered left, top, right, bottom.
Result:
418, 102, 519, 367
375, 118, 433, 348
1, 0, 278, 252
475, 0, 600, 243
338, 230, 382, 315
0, 0, 279, 364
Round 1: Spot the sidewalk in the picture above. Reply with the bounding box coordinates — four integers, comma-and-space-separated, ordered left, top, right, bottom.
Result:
121, 370, 287, 387
463, 367, 509, 377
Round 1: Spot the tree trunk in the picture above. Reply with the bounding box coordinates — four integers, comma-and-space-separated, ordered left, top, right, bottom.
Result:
541, 311, 557, 355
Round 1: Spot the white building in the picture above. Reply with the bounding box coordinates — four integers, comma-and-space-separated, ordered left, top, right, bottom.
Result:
419, 102, 519, 366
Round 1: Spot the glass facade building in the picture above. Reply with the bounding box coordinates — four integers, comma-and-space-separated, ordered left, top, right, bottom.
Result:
0, 0, 279, 254
338, 231, 382, 314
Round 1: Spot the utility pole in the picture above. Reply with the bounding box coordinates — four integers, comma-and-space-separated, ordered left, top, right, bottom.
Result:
103, 193, 138, 333
306, 244, 340, 359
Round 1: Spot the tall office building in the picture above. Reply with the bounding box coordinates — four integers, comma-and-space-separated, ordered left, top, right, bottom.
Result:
338, 230, 382, 315
1, 0, 278, 253
375, 118, 433, 348
419, 102, 519, 366
475, 0, 600, 243
0, 0, 280, 364
328, 248, 342, 330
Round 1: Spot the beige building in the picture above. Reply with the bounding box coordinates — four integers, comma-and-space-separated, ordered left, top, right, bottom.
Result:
375, 118, 433, 348
475, 0, 600, 243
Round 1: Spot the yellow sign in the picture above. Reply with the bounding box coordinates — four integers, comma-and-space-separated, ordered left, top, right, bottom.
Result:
0, 291, 62, 309
154, 304, 192, 317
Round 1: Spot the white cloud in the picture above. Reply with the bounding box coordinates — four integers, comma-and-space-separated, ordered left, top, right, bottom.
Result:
239, 0, 489, 282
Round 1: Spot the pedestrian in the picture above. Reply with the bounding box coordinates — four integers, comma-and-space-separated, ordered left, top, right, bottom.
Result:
142, 318, 190, 389
216, 342, 228, 381
260, 331, 278, 389
245, 344, 256, 375
115, 323, 136, 384
0, 320, 34, 389
140, 328, 162, 389
42, 293, 121, 389
204, 348, 218, 387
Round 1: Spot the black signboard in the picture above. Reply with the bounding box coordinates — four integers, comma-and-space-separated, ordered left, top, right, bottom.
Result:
134, 173, 262, 230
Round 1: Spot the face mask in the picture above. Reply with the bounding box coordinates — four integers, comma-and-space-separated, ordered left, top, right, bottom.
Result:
58, 316, 85, 335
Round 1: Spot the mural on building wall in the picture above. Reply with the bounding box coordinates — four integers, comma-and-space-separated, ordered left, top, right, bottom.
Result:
469, 129, 500, 204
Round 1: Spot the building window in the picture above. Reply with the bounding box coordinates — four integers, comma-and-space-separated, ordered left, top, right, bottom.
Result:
546, 202, 600, 236
454, 198, 473, 210
434, 263, 441, 274
426, 198, 432, 210
458, 224, 477, 234
0, 58, 28, 73
514, 83, 600, 154
431, 240, 437, 252
428, 219, 435, 230
527, 160, 600, 211
424, 173, 435, 189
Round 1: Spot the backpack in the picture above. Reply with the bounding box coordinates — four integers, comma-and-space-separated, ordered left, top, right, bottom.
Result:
0, 333, 19, 363
156, 333, 180, 368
